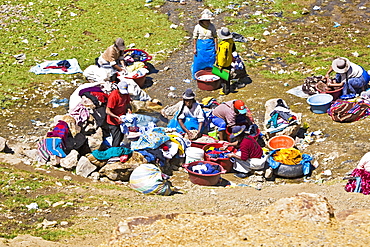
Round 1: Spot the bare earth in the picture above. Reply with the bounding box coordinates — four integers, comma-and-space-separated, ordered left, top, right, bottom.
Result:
1, 0, 370, 246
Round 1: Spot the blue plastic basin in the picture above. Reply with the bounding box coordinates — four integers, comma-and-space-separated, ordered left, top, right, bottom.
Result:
307, 94, 333, 114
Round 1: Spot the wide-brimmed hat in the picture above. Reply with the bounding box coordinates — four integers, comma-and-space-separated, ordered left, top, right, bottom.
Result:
117, 80, 128, 94
332, 57, 350, 73
183, 88, 195, 100
230, 125, 246, 139
217, 27, 233, 39
199, 9, 214, 21
199, 13, 213, 21
234, 100, 247, 114
114, 38, 126, 51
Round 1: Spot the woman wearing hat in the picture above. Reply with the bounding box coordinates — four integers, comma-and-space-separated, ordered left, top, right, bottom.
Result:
191, 9, 217, 79
216, 27, 236, 95
106, 80, 132, 147
167, 88, 205, 140
227, 125, 269, 178
325, 57, 370, 95
211, 99, 253, 141
97, 38, 127, 76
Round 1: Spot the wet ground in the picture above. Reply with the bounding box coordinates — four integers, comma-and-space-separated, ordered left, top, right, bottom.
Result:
0, 1, 370, 187
2, 0, 369, 177
2, 0, 370, 246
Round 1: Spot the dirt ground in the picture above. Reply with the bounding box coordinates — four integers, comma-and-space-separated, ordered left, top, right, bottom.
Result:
1, 0, 370, 246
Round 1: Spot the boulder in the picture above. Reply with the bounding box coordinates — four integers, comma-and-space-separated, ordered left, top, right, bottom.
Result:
99, 162, 138, 181
263, 192, 335, 223
336, 209, 370, 225
22, 149, 39, 161
60, 150, 79, 170
99, 152, 146, 182
87, 135, 102, 151
76, 156, 97, 178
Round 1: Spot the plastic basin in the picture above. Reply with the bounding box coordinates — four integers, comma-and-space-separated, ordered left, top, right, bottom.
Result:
183, 161, 226, 186
195, 69, 221, 91
267, 135, 295, 150
203, 143, 236, 173
190, 135, 218, 149
315, 84, 343, 100
274, 164, 304, 178
307, 94, 333, 114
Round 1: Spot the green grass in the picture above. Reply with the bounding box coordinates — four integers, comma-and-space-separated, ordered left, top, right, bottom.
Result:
0, 0, 185, 108
0, 165, 132, 240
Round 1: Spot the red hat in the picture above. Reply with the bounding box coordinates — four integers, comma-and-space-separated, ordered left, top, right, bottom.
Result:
234, 100, 247, 114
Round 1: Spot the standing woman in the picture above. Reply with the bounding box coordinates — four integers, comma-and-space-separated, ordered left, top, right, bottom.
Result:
191, 9, 217, 79
216, 27, 236, 95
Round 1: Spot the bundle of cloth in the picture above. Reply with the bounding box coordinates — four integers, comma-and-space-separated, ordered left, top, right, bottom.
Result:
264, 98, 301, 138
345, 152, 370, 195
129, 163, 174, 196
328, 99, 370, 122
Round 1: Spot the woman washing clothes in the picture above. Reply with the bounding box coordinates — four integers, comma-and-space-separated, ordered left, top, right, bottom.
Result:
226, 125, 271, 179
168, 88, 205, 140
325, 57, 370, 95
191, 9, 217, 79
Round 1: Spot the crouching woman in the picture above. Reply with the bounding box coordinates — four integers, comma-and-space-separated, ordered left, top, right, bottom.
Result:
168, 88, 205, 140
227, 125, 269, 178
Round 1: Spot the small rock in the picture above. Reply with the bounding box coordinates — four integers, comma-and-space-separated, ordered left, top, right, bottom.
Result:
52, 201, 65, 208
38, 219, 58, 229
60, 221, 69, 226
26, 203, 38, 211
90, 172, 100, 180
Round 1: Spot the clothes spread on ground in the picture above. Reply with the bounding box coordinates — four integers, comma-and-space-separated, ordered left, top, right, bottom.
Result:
91, 147, 132, 161
190, 162, 220, 174
328, 99, 370, 122
266, 100, 297, 133
129, 163, 173, 196
37, 137, 67, 161
44, 60, 71, 72
29, 58, 82, 74
131, 127, 170, 151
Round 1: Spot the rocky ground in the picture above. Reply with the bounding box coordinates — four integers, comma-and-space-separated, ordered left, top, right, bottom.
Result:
1, 0, 370, 246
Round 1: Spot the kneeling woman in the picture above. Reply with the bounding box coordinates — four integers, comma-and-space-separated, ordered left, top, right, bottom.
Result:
169, 88, 205, 140
326, 57, 370, 95
227, 125, 268, 178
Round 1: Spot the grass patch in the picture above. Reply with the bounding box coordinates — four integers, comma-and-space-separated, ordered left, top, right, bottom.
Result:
0, 0, 185, 108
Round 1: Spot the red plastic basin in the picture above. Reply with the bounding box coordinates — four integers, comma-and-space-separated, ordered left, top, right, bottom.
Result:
183, 161, 226, 186
195, 69, 221, 91
267, 135, 295, 150
190, 135, 218, 149
203, 143, 236, 173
